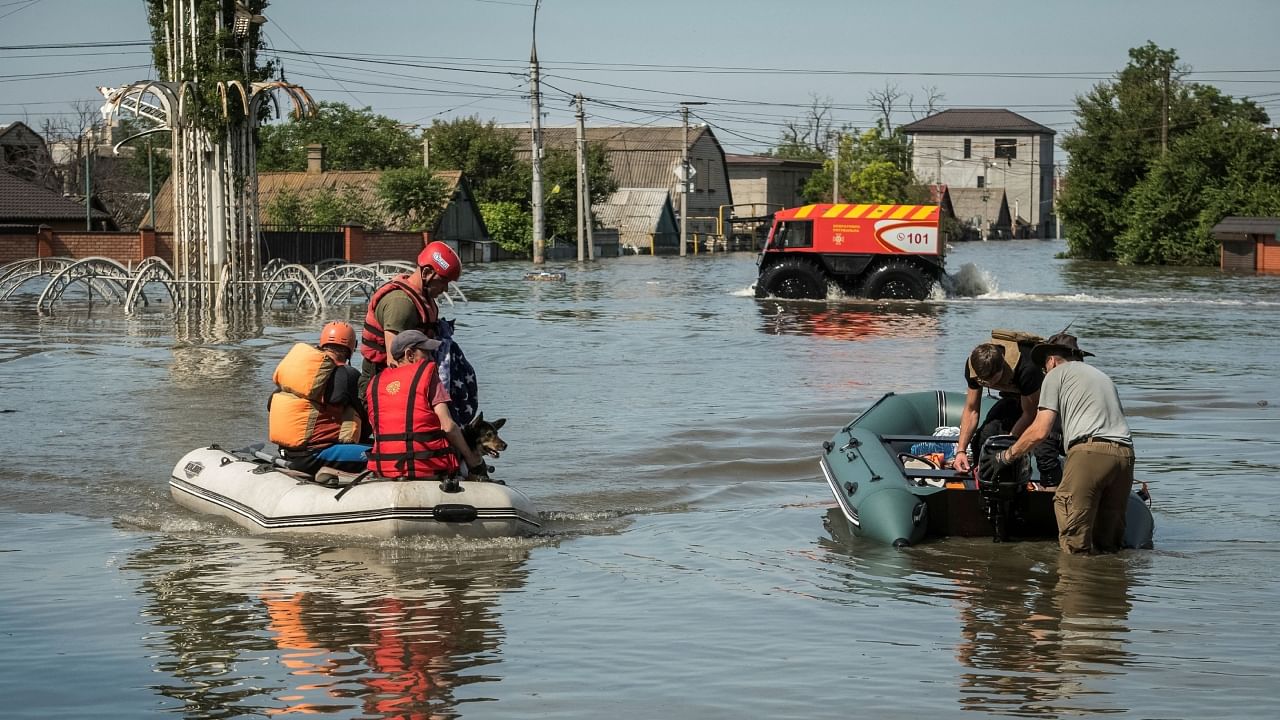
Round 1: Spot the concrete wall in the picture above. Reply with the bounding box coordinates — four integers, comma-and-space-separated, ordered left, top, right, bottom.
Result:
727, 166, 812, 213
910, 132, 1054, 237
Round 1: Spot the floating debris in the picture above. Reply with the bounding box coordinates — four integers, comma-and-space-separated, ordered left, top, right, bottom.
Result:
524, 272, 566, 282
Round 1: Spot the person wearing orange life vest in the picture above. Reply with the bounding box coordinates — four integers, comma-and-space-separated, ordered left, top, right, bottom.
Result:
358, 241, 462, 398
366, 329, 488, 483
268, 321, 370, 474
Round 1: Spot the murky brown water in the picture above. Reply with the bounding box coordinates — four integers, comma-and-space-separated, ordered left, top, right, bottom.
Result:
2, 241, 1279, 718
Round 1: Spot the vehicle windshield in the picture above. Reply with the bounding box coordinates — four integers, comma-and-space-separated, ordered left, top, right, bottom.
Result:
770, 220, 813, 249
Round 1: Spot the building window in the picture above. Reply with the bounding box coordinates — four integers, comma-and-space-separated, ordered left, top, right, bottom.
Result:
977, 176, 985, 188
994, 138, 1017, 159
963, 138, 972, 159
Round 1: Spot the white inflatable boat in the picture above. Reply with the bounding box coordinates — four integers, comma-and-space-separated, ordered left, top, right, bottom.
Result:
170, 445, 542, 538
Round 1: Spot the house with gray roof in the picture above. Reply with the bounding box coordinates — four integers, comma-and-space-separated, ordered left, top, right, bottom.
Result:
901, 109, 1055, 238
0, 168, 115, 232
593, 187, 679, 254
504, 125, 732, 238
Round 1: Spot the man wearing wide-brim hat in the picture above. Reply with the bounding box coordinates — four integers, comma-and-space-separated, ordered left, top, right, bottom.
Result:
991, 333, 1135, 554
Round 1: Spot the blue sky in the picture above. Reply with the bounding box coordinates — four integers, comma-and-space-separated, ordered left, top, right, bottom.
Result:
2, 0, 1278, 156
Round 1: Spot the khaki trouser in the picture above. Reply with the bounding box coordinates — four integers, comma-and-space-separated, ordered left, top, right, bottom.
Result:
1055, 442, 1135, 554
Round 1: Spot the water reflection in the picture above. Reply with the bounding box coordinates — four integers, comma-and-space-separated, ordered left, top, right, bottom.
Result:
124, 538, 532, 719
820, 509, 1136, 717
756, 300, 943, 341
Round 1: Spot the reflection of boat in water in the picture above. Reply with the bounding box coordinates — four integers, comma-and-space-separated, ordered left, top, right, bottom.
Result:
819, 390, 1155, 548
820, 512, 1140, 715
170, 445, 542, 538
126, 539, 534, 718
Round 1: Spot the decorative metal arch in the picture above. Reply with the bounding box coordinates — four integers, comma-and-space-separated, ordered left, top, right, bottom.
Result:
0, 258, 75, 301
315, 263, 383, 305
262, 263, 326, 313
124, 256, 178, 314
36, 257, 134, 313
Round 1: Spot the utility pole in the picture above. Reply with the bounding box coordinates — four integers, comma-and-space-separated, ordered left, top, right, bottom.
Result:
1160, 58, 1170, 158
84, 149, 91, 230
832, 131, 841, 203
529, 0, 545, 264
575, 93, 586, 262
679, 101, 706, 257
422, 135, 430, 169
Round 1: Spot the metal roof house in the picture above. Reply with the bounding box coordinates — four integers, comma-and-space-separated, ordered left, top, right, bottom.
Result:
0, 168, 115, 232
901, 109, 1056, 238
1213, 216, 1280, 273
146, 146, 489, 244
593, 188, 678, 254
504, 125, 732, 238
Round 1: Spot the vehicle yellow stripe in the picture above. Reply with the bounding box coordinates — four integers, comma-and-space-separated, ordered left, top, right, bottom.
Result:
795, 205, 816, 218
889, 205, 915, 219
823, 203, 850, 218
866, 205, 893, 219
844, 204, 872, 218
911, 205, 936, 220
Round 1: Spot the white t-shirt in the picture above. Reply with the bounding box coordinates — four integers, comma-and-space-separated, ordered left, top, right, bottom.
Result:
1038, 361, 1131, 447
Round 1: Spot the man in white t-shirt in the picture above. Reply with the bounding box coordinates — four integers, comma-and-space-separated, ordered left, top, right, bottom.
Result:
990, 333, 1134, 554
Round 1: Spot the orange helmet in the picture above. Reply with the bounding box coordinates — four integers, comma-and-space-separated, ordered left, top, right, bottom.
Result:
319, 321, 357, 351
418, 241, 461, 283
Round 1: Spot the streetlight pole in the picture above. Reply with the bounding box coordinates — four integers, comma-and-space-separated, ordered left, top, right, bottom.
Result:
529, 0, 546, 264
679, 101, 706, 257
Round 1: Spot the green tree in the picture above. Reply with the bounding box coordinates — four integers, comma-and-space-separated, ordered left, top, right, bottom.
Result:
377, 167, 450, 232
424, 116, 526, 203
1116, 120, 1280, 265
539, 145, 617, 244
264, 188, 306, 227
801, 127, 918, 204
263, 186, 381, 228
1058, 42, 1269, 261
480, 201, 533, 253
257, 102, 417, 171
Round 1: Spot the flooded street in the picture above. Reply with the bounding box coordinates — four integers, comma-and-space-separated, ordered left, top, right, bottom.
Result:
2, 239, 1279, 718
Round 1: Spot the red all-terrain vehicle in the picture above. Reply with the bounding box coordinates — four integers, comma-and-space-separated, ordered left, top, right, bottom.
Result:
754, 203, 944, 300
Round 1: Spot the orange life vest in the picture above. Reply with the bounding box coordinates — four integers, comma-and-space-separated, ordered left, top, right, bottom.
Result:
359, 275, 437, 367
366, 359, 459, 479
268, 343, 362, 450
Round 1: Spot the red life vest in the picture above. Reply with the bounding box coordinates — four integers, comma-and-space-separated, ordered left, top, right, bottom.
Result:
359, 275, 438, 367
366, 360, 459, 480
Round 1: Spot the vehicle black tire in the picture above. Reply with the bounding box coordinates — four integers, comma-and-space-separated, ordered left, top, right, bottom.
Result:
860, 260, 932, 300
756, 257, 828, 299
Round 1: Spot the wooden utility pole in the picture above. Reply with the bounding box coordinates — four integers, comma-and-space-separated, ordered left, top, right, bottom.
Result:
680, 104, 690, 257
1160, 56, 1172, 158
832, 132, 841, 203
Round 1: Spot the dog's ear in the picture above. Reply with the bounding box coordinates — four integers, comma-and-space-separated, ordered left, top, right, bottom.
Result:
492, 418, 506, 430
474, 411, 484, 425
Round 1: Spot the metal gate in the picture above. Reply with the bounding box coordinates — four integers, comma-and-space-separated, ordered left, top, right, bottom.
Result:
260, 226, 344, 266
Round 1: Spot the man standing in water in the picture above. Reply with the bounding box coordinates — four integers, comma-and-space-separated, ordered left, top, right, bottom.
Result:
358, 241, 462, 397
990, 333, 1135, 554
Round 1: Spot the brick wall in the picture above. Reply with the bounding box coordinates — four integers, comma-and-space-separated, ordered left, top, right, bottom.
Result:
352, 229, 428, 264
48, 231, 143, 263
0, 233, 38, 264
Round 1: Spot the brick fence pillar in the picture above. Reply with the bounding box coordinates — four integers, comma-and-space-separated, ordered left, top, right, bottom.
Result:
343, 224, 365, 263
139, 226, 157, 258
36, 225, 55, 258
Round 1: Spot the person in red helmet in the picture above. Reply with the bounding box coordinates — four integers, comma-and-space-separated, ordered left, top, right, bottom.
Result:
269, 321, 370, 473
358, 241, 462, 398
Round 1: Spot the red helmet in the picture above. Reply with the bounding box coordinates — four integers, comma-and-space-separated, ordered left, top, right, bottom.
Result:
418, 241, 461, 283
319, 321, 357, 351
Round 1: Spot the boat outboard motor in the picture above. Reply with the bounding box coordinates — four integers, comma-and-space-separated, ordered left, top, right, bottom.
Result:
977, 434, 1031, 543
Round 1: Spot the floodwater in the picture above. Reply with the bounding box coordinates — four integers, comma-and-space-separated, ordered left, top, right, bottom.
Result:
1, 240, 1278, 719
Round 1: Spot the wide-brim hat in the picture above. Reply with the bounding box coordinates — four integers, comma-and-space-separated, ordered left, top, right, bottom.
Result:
1031, 332, 1095, 367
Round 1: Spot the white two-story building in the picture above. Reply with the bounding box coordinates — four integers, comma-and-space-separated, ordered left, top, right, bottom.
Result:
901, 109, 1056, 238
